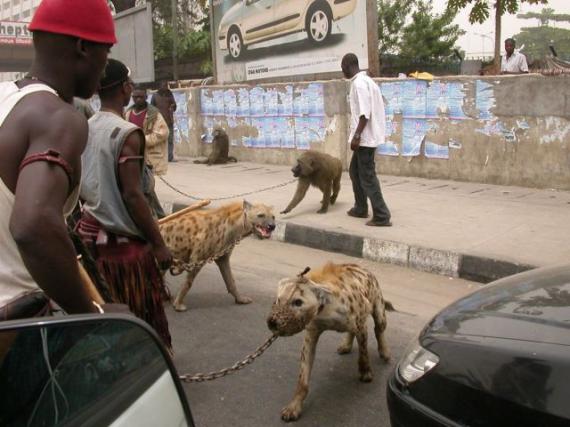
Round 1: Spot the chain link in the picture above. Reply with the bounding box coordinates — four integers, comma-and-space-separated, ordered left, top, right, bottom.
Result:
158, 175, 297, 201
179, 334, 279, 383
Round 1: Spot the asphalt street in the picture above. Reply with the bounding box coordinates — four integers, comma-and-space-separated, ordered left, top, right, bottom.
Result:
165, 238, 480, 427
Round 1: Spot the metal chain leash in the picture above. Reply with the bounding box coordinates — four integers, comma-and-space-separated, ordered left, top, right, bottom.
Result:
179, 334, 279, 383
158, 175, 297, 201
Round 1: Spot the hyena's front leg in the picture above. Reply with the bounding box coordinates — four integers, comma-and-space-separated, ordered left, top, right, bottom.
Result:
281, 328, 322, 422
173, 267, 201, 312
215, 252, 252, 304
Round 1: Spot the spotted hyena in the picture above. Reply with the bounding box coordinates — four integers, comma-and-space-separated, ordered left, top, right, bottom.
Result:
160, 200, 275, 311
267, 262, 393, 422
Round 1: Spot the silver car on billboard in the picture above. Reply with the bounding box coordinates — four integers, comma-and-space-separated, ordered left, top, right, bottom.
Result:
218, 0, 357, 60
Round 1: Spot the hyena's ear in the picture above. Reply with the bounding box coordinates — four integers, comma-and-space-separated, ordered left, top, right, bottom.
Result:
243, 200, 252, 210
298, 267, 311, 278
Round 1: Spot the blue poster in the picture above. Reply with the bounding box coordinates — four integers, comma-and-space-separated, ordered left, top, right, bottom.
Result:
212, 89, 225, 116
476, 80, 495, 120
378, 116, 399, 156
402, 80, 427, 119
202, 116, 215, 143
279, 118, 296, 148
306, 83, 325, 116
223, 89, 237, 117
237, 87, 250, 117
293, 86, 310, 116
425, 141, 449, 159
426, 80, 448, 118
278, 85, 294, 117
447, 82, 467, 119
200, 89, 213, 116
402, 118, 431, 157
264, 88, 279, 116
172, 91, 188, 116
380, 82, 402, 116
294, 117, 310, 150
249, 86, 265, 117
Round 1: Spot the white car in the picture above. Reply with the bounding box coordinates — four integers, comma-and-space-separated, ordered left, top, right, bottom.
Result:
218, 0, 357, 60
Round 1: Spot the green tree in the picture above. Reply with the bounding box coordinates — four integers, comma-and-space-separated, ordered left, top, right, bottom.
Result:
377, 0, 416, 55
446, 0, 549, 71
399, 2, 464, 61
143, 0, 212, 77
515, 8, 570, 61
517, 7, 570, 25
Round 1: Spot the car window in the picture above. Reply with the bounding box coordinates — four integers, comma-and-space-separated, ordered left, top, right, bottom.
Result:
0, 320, 167, 427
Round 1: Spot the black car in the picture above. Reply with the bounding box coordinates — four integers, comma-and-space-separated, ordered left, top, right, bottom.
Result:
387, 265, 570, 427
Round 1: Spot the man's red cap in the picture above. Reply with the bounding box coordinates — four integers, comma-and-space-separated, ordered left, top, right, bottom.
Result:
29, 0, 117, 44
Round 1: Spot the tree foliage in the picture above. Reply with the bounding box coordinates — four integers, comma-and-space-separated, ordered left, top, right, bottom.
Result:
445, 0, 549, 69
400, 2, 464, 61
112, 0, 213, 76
446, 0, 549, 25
377, 0, 415, 55
517, 7, 570, 25
378, 0, 463, 60
515, 8, 570, 61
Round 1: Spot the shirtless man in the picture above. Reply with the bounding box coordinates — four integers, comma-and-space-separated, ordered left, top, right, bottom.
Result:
0, 0, 117, 317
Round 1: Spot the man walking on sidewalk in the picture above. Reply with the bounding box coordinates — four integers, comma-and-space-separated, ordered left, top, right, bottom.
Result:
341, 53, 392, 227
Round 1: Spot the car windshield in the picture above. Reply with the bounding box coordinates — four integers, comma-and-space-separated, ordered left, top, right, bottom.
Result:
0, 320, 166, 427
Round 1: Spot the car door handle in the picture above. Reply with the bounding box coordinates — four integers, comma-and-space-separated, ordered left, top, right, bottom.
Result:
265, 5, 271, 8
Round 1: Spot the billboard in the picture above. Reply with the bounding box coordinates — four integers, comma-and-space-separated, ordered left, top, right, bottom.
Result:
0, 21, 32, 46
212, 0, 369, 83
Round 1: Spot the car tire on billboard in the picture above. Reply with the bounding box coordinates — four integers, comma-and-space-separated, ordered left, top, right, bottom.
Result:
305, 4, 332, 44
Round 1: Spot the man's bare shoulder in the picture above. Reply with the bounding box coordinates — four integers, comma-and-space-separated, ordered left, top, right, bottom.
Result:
13, 93, 89, 156
15, 92, 87, 132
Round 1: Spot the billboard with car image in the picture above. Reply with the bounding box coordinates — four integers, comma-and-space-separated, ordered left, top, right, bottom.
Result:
212, 0, 368, 83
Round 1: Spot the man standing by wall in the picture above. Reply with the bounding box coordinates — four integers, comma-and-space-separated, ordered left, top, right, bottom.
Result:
151, 81, 177, 162
341, 53, 392, 227
501, 38, 529, 75
126, 86, 169, 218
78, 59, 173, 350
0, 0, 117, 318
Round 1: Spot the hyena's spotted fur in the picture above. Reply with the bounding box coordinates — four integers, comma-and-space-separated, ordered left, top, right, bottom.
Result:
160, 200, 275, 311
267, 262, 392, 422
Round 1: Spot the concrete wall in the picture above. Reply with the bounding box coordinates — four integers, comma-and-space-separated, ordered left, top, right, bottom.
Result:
172, 74, 570, 190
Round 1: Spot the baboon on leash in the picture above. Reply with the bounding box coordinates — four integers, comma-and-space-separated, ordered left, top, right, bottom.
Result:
281, 151, 342, 214
194, 128, 237, 165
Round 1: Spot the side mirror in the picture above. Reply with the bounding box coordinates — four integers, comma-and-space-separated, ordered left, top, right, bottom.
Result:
0, 314, 194, 427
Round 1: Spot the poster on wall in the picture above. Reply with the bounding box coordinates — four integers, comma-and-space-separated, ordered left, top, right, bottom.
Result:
212, 0, 369, 83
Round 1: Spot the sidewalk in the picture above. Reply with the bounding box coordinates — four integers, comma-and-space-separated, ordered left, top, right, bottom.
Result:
155, 158, 570, 283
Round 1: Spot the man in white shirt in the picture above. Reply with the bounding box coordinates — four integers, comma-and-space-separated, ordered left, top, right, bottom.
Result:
501, 38, 529, 74
341, 53, 391, 227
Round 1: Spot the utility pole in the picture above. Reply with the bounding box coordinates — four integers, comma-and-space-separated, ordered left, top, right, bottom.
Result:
171, 0, 179, 80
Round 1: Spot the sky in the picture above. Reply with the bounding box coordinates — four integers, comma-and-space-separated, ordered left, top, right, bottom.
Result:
431, 0, 570, 58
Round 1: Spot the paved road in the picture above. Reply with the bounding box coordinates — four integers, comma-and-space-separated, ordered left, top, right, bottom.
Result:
165, 239, 480, 427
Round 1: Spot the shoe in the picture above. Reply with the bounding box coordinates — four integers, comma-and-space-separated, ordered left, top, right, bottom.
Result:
366, 219, 392, 227
347, 208, 368, 218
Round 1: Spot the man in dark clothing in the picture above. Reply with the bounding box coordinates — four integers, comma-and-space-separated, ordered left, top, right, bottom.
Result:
151, 81, 177, 162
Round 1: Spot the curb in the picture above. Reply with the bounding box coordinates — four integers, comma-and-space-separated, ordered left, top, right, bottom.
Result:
168, 202, 536, 284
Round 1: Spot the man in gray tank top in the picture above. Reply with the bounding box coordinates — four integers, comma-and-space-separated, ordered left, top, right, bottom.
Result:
78, 59, 174, 350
